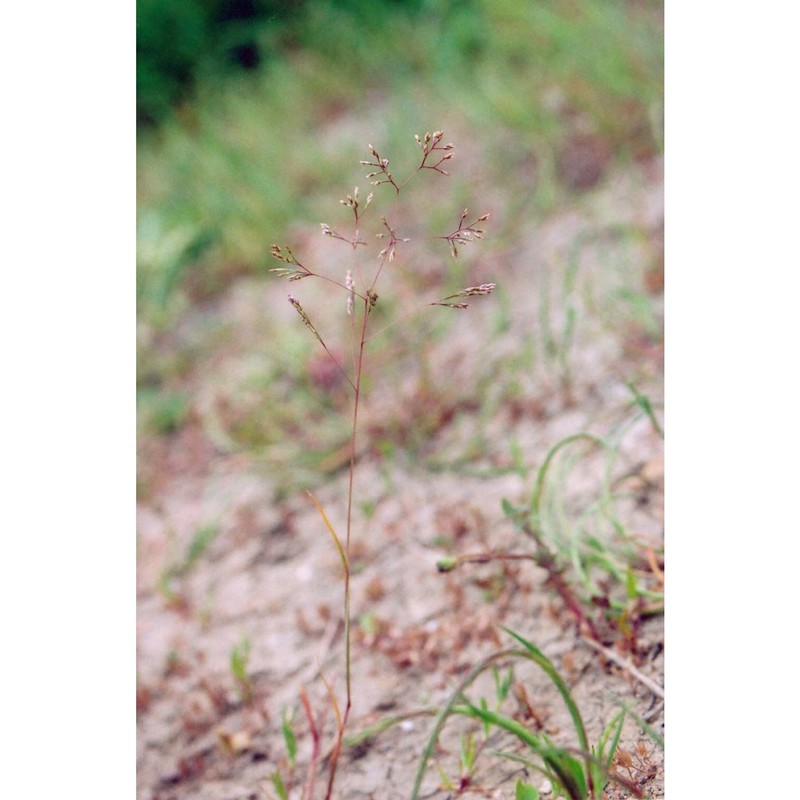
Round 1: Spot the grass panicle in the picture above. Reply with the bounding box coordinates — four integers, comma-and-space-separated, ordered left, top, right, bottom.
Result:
271, 131, 495, 799
269, 130, 661, 799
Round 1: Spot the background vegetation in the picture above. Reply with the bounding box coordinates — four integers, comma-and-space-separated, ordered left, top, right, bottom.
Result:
138, 0, 662, 305
137, 0, 663, 491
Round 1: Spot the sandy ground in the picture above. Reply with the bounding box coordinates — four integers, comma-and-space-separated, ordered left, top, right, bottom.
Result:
137, 159, 664, 800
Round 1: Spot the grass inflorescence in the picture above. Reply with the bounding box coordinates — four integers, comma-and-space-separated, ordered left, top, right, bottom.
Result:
267, 126, 662, 798
269, 131, 495, 799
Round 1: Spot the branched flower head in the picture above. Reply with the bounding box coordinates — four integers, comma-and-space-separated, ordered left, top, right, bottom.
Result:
376, 217, 410, 263
432, 283, 497, 309
270, 244, 312, 280
320, 222, 365, 250
441, 210, 491, 258
360, 144, 400, 194
340, 186, 373, 222
323, 186, 373, 249
273, 134, 495, 372
415, 130, 455, 175
270, 243, 301, 265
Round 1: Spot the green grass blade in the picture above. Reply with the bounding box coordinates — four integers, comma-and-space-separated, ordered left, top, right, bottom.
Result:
499, 628, 590, 756
456, 703, 586, 800
410, 648, 522, 800
455, 703, 550, 756
612, 698, 664, 750
269, 770, 288, 800
598, 708, 626, 770
281, 709, 298, 766
530, 433, 605, 519
500, 627, 596, 797
516, 779, 540, 800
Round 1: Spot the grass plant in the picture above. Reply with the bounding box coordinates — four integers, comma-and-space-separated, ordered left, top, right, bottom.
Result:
410, 627, 652, 800
265, 128, 661, 797
437, 395, 664, 654
137, 6, 663, 796
270, 131, 495, 799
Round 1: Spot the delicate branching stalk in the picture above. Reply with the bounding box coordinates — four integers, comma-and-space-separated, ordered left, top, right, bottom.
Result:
272, 131, 495, 800
270, 244, 314, 280
440, 209, 491, 258
287, 296, 356, 393
320, 222, 361, 248
376, 217, 409, 263
272, 245, 365, 298
340, 185, 373, 221
415, 130, 455, 174
360, 144, 400, 193
362, 283, 496, 342
321, 186, 373, 249
430, 282, 497, 309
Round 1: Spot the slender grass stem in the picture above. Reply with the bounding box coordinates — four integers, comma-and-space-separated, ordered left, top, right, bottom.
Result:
274, 132, 496, 800
318, 340, 357, 394
323, 292, 371, 800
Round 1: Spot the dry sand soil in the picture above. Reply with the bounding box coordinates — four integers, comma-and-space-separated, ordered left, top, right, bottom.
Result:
137, 160, 664, 800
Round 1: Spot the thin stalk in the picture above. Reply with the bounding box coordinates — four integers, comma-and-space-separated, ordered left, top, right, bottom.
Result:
299, 688, 321, 800
436, 551, 537, 573
344, 294, 371, 699
275, 133, 495, 800
362, 290, 474, 347
325, 291, 371, 800
317, 340, 357, 394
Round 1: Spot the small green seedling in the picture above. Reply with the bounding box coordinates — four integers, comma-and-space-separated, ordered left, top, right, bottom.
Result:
156, 524, 219, 607
183, 524, 218, 572
281, 707, 298, 766
268, 707, 299, 800
412, 628, 644, 800
229, 636, 253, 703
437, 731, 479, 793
492, 663, 514, 708
268, 770, 288, 800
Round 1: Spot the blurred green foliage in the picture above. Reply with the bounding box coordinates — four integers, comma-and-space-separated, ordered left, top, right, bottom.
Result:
137, 0, 211, 125
137, 0, 663, 482
138, 0, 662, 315
137, 0, 443, 125
137, 0, 304, 125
